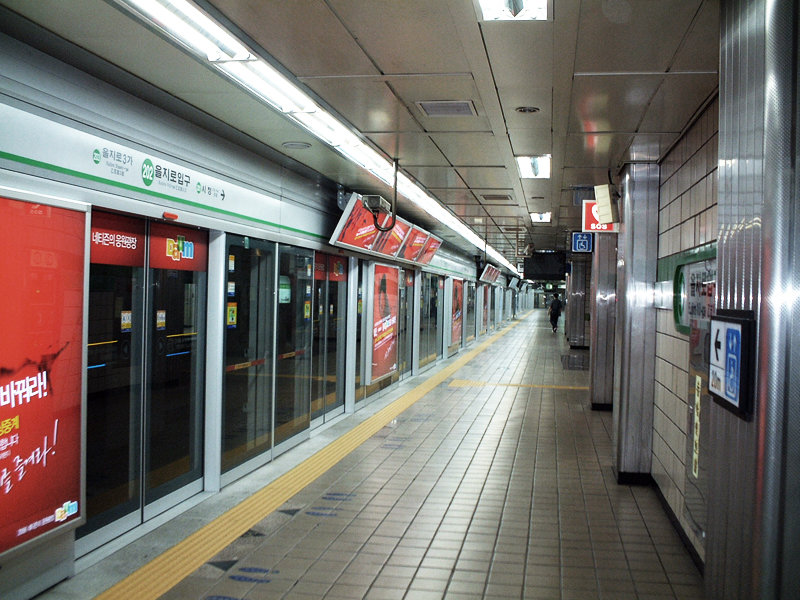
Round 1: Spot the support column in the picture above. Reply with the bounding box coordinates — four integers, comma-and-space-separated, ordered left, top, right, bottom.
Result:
590, 233, 617, 410
566, 254, 591, 348
612, 163, 659, 482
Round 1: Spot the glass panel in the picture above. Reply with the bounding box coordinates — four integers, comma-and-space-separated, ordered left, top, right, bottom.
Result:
275, 246, 313, 444
466, 282, 476, 342
420, 273, 441, 368
355, 262, 366, 402
449, 279, 463, 355
145, 266, 206, 502
398, 270, 414, 376
327, 256, 347, 414
82, 263, 143, 535
311, 253, 346, 421
222, 238, 275, 472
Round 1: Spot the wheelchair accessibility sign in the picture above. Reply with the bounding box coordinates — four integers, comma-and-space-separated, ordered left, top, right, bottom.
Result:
571, 232, 593, 253
709, 311, 754, 419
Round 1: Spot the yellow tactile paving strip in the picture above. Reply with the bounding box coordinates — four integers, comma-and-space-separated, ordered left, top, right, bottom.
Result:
448, 379, 589, 391
95, 320, 522, 600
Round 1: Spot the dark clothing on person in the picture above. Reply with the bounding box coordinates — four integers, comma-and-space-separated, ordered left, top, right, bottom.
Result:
549, 297, 562, 331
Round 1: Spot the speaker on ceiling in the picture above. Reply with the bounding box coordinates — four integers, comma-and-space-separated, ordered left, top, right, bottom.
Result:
594, 184, 619, 224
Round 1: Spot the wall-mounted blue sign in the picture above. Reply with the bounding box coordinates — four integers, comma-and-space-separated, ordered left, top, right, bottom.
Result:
709, 310, 754, 419
572, 232, 593, 253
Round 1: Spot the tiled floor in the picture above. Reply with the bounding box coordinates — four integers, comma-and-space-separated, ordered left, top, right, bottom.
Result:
158, 312, 704, 600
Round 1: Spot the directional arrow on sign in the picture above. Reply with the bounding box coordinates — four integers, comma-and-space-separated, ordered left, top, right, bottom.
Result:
714, 329, 721, 362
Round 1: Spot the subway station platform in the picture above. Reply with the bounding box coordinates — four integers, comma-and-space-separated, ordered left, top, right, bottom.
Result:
40, 312, 703, 600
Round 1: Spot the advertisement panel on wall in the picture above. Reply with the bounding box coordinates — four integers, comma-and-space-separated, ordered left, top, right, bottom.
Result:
372, 265, 399, 382
397, 227, 428, 262
149, 223, 209, 272
0, 197, 86, 556
452, 279, 463, 345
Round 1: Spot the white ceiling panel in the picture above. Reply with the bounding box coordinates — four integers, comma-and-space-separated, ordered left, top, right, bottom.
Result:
428, 132, 504, 166
568, 75, 663, 133
302, 78, 420, 134
209, 0, 377, 77
365, 132, 449, 167
456, 167, 513, 189
670, 0, 720, 73
574, 0, 705, 73
480, 21, 553, 87
639, 75, 718, 134
327, 0, 471, 74
565, 132, 634, 169
404, 166, 466, 189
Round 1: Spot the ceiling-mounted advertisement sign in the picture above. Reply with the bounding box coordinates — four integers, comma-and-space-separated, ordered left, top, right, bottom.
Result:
582, 200, 618, 233
0, 197, 86, 556
372, 265, 399, 382
330, 194, 442, 266
479, 264, 501, 283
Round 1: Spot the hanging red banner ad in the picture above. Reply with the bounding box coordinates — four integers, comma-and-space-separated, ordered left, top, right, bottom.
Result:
372, 265, 399, 381
0, 197, 85, 556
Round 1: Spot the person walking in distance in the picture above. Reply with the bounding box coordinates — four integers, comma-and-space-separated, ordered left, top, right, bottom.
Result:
548, 293, 562, 332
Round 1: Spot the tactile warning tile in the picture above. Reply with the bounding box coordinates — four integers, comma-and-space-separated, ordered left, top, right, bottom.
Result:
448, 379, 589, 391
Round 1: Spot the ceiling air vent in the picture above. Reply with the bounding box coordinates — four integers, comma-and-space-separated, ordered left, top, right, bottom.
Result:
480, 194, 514, 203
416, 100, 478, 117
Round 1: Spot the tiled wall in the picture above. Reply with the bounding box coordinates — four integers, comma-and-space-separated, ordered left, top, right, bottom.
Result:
653, 97, 719, 561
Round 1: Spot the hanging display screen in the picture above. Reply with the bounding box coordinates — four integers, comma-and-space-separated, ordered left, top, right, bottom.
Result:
372, 265, 399, 381
0, 197, 86, 556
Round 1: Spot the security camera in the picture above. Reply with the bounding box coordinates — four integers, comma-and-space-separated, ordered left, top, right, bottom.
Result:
361, 195, 391, 215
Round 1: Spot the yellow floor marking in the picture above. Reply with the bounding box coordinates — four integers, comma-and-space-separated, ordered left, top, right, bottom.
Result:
95, 319, 523, 600
449, 380, 589, 391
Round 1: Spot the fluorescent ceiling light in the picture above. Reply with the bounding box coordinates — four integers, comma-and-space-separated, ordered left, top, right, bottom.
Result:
479, 0, 548, 21
530, 212, 552, 223
516, 155, 551, 179
114, 0, 520, 276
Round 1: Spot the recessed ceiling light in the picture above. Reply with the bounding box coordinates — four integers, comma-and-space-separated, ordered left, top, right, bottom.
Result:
530, 212, 552, 223
480, 0, 548, 21
515, 106, 540, 113
516, 155, 551, 179
282, 141, 312, 149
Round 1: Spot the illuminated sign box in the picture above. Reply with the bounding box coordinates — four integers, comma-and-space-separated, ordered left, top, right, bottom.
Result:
0, 197, 86, 557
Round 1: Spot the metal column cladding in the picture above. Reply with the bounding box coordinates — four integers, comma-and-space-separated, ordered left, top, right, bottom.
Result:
612, 163, 659, 480
566, 254, 591, 348
713, 1, 800, 599
590, 234, 617, 409
709, 1, 765, 598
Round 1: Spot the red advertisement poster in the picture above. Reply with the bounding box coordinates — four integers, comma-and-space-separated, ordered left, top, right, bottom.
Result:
372, 218, 410, 257
333, 196, 390, 252
149, 222, 208, 272
90, 211, 145, 267
0, 197, 85, 555
452, 279, 463, 344
328, 256, 348, 282
372, 265, 399, 381
417, 236, 442, 265
398, 228, 429, 262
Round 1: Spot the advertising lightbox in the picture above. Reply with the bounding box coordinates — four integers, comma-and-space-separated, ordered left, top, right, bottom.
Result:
452, 279, 463, 344
0, 197, 86, 556
372, 265, 399, 381
398, 227, 429, 262
329, 193, 390, 253
417, 236, 443, 265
